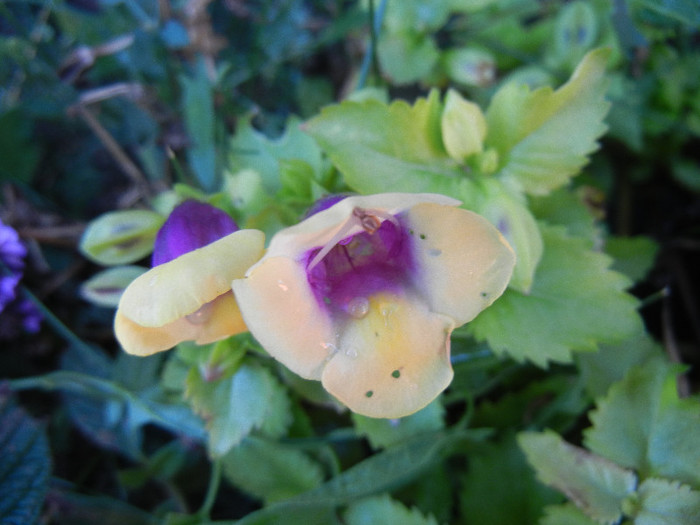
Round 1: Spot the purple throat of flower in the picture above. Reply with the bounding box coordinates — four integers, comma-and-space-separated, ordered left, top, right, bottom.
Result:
305, 207, 414, 320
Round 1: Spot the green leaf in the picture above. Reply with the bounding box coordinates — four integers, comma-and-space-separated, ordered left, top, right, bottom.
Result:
80, 265, 147, 308
382, 0, 450, 33
187, 361, 292, 457
12, 368, 205, 458
584, 357, 700, 487
235, 428, 467, 525
305, 90, 476, 196
530, 187, 599, 242
605, 235, 659, 283
79, 210, 164, 266
222, 436, 324, 504
485, 48, 610, 195
352, 400, 444, 450
47, 490, 159, 525
633, 478, 700, 525
229, 116, 322, 194
575, 331, 662, 399
460, 435, 562, 525
181, 58, 217, 192
344, 494, 438, 525
539, 504, 600, 525
518, 430, 637, 524
634, 0, 700, 27
377, 32, 439, 86
0, 393, 51, 525
469, 226, 642, 365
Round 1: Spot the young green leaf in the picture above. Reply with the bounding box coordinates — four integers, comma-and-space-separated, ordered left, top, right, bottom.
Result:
187, 361, 292, 457
485, 48, 611, 195
229, 116, 323, 194
0, 394, 51, 525
518, 430, 637, 524
440, 89, 487, 163
305, 90, 476, 196
469, 225, 642, 365
584, 357, 700, 488
344, 494, 439, 525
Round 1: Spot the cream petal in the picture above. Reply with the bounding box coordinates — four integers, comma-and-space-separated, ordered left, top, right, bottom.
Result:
232, 257, 336, 380
115, 291, 247, 355
118, 229, 265, 327
403, 202, 515, 326
262, 193, 461, 259
321, 293, 454, 419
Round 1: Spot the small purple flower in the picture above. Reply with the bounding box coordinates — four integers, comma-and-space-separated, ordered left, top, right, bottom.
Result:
0, 220, 27, 273
152, 200, 239, 267
0, 219, 42, 338
1, 219, 27, 311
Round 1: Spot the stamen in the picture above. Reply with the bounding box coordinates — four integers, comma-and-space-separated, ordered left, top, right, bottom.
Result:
307, 207, 399, 271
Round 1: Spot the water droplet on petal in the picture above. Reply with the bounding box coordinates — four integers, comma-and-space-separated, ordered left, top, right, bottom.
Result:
345, 346, 358, 358
346, 296, 370, 319
149, 275, 158, 286
428, 248, 442, 257
186, 301, 213, 325
321, 341, 338, 355
277, 279, 289, 292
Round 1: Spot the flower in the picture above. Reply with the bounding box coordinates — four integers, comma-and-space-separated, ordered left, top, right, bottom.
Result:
114, 200, 265, 356
1, 219, 27, 311
232, 193, 515, 418
0, 219, 42, 338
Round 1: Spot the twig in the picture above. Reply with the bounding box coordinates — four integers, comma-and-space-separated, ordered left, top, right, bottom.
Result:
70, 103, 152, 199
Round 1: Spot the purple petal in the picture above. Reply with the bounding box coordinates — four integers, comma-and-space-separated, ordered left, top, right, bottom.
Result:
152, 200, 238, 267
0, 220, 27, 272
303, 194, 352, 218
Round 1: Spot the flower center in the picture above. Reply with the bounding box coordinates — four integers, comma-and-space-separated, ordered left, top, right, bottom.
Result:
306, 211, 412, 318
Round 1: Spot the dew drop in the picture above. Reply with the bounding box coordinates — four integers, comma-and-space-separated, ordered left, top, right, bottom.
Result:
186, 301, 213, 325
277, 279, 289, 292
428, 248, 442, 257
321, 341, 338, 354
148, 275, 158, 287
380, 302, 398, 327
345, 346, 358, 358
346, 296, 370, 319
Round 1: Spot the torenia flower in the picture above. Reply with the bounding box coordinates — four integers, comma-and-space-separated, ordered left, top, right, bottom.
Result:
115, 200, 265, 356
232, 193, 515, 418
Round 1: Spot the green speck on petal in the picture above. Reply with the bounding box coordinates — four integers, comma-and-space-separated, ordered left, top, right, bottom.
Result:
365, 390, 374, 398
392, 370, 401, 378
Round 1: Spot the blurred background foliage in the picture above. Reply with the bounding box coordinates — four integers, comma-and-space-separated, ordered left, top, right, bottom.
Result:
1, 0, 700, 523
